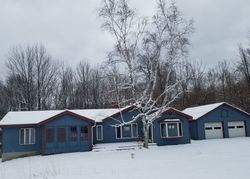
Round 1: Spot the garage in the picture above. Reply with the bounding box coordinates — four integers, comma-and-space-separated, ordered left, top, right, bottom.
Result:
228, 121, 246, 138
183, 102, 250, 140
205, 122, 223, 139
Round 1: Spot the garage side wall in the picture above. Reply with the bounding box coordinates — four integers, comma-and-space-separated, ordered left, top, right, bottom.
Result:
196, 104, 250, 140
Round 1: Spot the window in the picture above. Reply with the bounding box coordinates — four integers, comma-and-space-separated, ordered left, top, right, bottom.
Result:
122, 125, 132, 138
80, 126, 88, 141
116, 123, 138, 139
58, 127, 66, 143
116, 126, 121, 139
46, 128, 54, 143
96, 125, 103, 141
19, 128, 35, 145
160, 122, 182, 138
228, 126, 235, 129
237, 126, 244, 128
70, 127, 77, 142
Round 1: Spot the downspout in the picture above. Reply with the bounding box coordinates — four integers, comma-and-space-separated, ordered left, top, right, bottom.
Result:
151, 123, 154, 143
91, 122, 96, 147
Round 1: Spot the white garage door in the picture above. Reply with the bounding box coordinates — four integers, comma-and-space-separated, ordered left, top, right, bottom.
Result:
205, 122, 223, 139
228, 121, 246, 138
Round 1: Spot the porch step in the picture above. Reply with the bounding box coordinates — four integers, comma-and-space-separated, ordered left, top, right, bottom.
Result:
92, 142, 157, 152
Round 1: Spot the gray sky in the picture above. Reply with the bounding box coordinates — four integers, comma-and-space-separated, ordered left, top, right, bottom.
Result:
0, 0, 249, 80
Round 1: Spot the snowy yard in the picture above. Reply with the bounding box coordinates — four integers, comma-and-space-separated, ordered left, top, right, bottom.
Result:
1, 138, 250, 179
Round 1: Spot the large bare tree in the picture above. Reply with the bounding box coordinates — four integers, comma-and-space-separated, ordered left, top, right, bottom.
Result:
99, 0, 147, 100
134, 0, 193, 148
101, 0, 194, 148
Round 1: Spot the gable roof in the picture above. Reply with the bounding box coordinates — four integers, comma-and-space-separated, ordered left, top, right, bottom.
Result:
161, 107, 193, 120
38, 111, 95, 125
149, 107, 193, 120
0, 106, 132, 126
182, 102, 250, 120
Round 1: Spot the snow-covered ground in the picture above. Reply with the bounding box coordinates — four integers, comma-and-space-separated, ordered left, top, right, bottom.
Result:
1, 138, 250, 179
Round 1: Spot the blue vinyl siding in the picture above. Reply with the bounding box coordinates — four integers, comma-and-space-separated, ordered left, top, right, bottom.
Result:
189, 120, 199, 140
190, 104, 250, 140
2, 127, 41, 153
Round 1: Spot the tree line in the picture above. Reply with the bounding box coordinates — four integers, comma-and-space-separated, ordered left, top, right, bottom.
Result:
0, 0, 249, 119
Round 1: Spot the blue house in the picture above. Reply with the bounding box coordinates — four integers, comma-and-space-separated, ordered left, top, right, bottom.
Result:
0, 105, 193, 161
183, 102, 250, 140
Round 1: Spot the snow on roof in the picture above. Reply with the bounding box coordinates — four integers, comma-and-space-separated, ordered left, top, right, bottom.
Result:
182, 102, 224, 120
147, 107, 192, 120
0, 106, 132, 126
163, 119, 181, 122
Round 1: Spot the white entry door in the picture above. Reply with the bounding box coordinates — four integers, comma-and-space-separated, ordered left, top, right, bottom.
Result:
205, 122, 223, 139
228, 121, 246, 138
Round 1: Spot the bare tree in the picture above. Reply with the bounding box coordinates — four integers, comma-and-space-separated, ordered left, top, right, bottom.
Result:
136, 0, 193, 148
238, 45, 250, 88
33, 45, 58, 110
99, 0, 147, 99
55, 64, 75, 109
0, 81, 8, 118
104, 0, 194, 148
6, 44, 58, 111
74, 61, 92, 108
6, 46, 36, 110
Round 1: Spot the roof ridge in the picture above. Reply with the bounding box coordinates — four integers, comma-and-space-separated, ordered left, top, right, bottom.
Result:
183, 102, 224, 110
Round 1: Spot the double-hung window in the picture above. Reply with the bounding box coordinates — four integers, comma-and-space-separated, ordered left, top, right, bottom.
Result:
19, 128, 35, 145
80, 126, 88, 141
161, 121, 182, 138
96, 125, 103, 141
116, 123, 138, 139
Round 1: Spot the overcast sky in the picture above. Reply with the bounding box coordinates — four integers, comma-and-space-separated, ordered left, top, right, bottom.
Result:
0, 0, 249, 80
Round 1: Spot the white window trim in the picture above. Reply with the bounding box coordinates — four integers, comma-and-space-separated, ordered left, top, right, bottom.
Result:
96, 125, 103, 141
115, 123, 138, 139
19, 128, 35, 145
115, 125, 122, 139
160, 122, 183, 138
